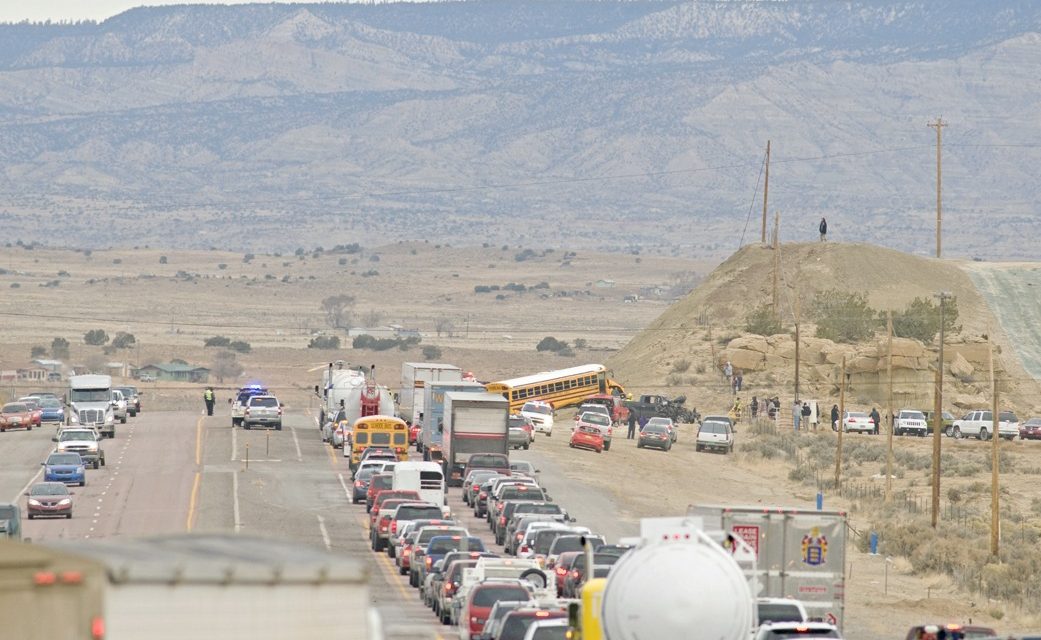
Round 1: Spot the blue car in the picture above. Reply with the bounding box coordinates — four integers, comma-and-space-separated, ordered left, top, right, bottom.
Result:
38, 398, 65, 423
42, 452, 86, 486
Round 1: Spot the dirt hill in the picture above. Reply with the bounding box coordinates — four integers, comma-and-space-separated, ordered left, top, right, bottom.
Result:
609, 242, 1040, 416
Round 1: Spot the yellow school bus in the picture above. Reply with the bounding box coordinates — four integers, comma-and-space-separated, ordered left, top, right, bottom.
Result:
350, 415, 409, 468
485, 364, 625, 414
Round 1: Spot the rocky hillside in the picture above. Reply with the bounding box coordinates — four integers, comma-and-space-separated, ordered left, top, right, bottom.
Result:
0, 2, 1040, 254
609, 243, 1039, 414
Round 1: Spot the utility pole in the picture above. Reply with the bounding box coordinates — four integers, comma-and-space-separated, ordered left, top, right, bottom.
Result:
772, 211, 780, 318
885, 310, 894, 503
835, 355, 846, 488
931, 291, 950, 528
928, 117, 946, 259
794, 288, 801, 404
990, 337, 1000, 557
761, 140, 771, 245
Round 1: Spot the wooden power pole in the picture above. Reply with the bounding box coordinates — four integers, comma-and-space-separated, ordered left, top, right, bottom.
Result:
931, 292, 949, 528
794, 289, 801, 404
929, 117, 946, 259
990, 337, 1000, 557
761, 140, 771, 245
885, 310, 894, 502
772, 211, 780, 317
835, 355, 846, 488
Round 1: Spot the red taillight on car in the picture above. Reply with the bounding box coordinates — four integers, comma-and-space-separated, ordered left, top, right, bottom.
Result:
444, 582, 454, 593
555, 567, 567, 576
354, 481, 364, 487
391, 522, 397, 534
425, 557, 432, 569
519, 546, 529, 553
479, 492, 487, 498
499, 516, 506, 526
572, 570, 580, 578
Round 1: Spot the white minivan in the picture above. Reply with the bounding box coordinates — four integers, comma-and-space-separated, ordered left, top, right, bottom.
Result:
520, 400, 554, 436
392, 461, 447, 512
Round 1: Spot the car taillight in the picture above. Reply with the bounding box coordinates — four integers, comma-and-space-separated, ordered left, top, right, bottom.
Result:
444, 583, 454, 593
278, 407, 283, 416
516, 533, 523, 540
391, 522, 397, 534
572, 570, 580, 578
354, 481, 364, 487
244, 409, 250, 417
519, 546, 529, 553
499, 516, 506, 525
479, 492, 486, 498
425, 557, 432, 569
556, 567, 567, 576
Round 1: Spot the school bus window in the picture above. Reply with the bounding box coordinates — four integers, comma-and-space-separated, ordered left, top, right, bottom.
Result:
356, 433, 368, 445
393, 434, 407, 445
554, 382, 563, 392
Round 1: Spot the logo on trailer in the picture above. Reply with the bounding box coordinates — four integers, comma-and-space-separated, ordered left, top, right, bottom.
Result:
801, 526, 828, 566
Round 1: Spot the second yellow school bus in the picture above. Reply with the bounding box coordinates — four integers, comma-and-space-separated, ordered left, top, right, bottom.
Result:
484, 364, 625, 414
351, 415, 409, 468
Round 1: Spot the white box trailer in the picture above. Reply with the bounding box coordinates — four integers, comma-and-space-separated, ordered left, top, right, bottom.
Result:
392, 460, 446, 509
687, 504, 847, 631
443, 391, 509, 486
400, 363, 463, 426
418, 380, 484, 454
46, 534, 376, 640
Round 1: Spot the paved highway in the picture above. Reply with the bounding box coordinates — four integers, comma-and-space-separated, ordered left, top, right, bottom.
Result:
2, 410, 633, 640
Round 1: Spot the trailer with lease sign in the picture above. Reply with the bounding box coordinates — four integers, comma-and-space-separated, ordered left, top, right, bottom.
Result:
687, 504, 847, 631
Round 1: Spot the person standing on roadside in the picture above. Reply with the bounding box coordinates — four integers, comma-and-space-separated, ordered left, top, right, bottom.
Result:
792, 399, 802, 432
627, 410, 638, 440
203, 387, 215, 416
802, 402, 811, 429
723, 360, 733, 387
750, 396, 759, 419
819, 217, 828, 242
831, 404, 840, 431
870, 407, 882, 435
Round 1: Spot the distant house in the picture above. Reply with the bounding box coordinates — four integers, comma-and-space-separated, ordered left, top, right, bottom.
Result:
31, 358, 64, 374
137, 362, 210, 383
595, 279, 616, 288
15, 363, 49, 382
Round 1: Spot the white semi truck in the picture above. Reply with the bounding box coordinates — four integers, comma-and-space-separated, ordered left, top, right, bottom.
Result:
67, 374, 116, 438
1, 534, 381, 640
315, 363, 394, 430
399, 362, 462, 428
417, 380, 484, 455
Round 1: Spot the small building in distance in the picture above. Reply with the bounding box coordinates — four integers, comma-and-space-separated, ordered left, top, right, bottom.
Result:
137, 362, 210, 383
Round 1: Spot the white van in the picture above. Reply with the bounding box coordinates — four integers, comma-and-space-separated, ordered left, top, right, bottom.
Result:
392, 461, 446, 510
520, 400, 554, 436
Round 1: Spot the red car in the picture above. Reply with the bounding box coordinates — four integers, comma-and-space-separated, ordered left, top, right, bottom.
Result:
365, 473, 395, 512
462, 580, 533, 636
17, 398, 43, 427
0, 402, 36, 432
569, 424, 603, 453
552, 551, 583, 594
1020, 418, 1041, 440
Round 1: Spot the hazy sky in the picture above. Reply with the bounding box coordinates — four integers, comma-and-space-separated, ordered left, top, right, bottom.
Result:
0, 1, 333, 23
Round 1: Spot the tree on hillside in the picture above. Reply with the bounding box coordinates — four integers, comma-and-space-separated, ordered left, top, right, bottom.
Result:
745, 304, 782, 336
84, 329, 109, 346
321, 294, 355, 330
204, 335, 232, 348
890, 296, 961, 343
111, 332, 136, 349
211, 351, 243, 383
51, 337, 70, 359
813, 290, 878, 343
30, 345, 46, 358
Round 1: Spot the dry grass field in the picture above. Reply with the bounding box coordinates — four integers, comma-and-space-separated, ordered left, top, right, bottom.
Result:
0, 242, 709, 407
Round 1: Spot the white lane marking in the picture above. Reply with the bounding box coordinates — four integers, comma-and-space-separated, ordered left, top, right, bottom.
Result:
290, 427, 303, 462
232, 470, 242, 533
230, 426, 238, 462
337, 473, 352, 500
317, 514, 332, 550
12, 467, 43, 503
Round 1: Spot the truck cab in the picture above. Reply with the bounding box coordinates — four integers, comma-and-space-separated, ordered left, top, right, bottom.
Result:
67, 374, 116, 438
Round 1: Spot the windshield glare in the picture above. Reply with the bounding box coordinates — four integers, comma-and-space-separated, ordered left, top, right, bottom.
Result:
30, 484, 69, 496
47, 454, 81, 465
70, 389, 110, 402
522, 403, 552, 415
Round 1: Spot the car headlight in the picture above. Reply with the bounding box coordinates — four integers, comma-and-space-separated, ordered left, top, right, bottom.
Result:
76, 466, 85, 473
58, 498, 71, 505
28, 499, 41, 506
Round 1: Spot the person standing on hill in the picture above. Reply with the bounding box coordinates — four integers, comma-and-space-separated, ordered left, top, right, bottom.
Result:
831, 404, 840, 431
819, 217, 828, 242
723, 360, 733, 386
750, 396, 759, 419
